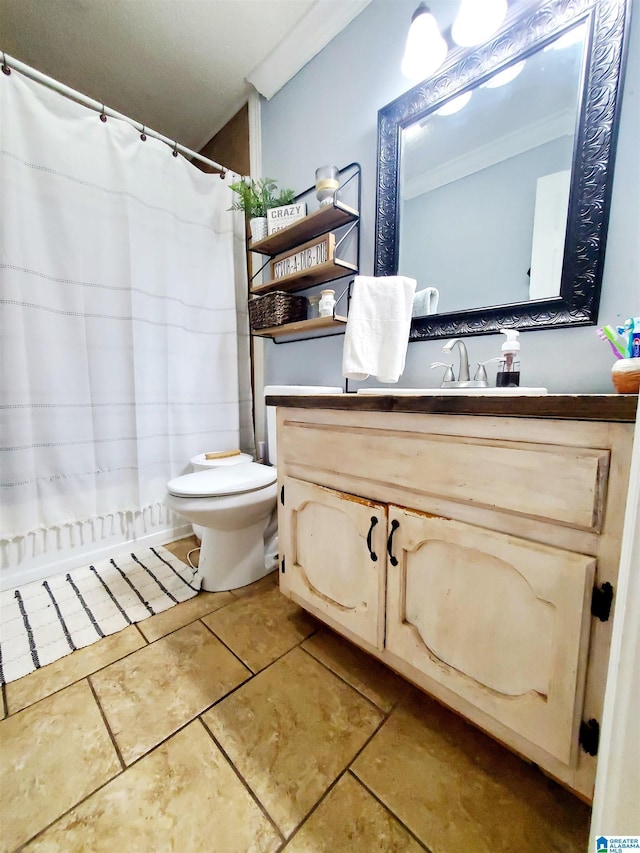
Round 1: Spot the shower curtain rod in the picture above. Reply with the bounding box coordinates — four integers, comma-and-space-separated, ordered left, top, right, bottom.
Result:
1, 52, 235, 176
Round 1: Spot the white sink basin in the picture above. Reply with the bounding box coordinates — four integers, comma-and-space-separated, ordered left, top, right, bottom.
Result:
357, 387, 548, 396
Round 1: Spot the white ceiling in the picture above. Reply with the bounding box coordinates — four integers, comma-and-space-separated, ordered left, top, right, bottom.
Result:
0, 0, 369, 151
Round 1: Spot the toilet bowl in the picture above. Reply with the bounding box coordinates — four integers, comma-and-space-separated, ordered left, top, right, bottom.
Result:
165, 463, 277, 592
165, 385, 343, 592
189, 452, 253, 542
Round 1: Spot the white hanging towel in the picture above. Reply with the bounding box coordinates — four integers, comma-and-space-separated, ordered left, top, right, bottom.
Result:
342, 275, 417, 383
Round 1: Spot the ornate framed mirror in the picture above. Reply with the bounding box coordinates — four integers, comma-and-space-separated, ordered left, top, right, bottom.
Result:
375, 0, 629, 340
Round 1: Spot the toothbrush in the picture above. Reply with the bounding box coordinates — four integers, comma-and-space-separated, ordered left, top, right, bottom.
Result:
597, 327, 624, 358
622, 317, 640, 358
616, 325, 630, 352
602, 324, 627, 355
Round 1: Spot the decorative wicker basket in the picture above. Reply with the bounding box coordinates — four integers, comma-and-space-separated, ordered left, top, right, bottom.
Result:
249, 291, 308, 330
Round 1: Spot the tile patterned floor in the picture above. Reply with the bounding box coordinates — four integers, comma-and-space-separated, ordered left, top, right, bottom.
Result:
0, 536, 592, 852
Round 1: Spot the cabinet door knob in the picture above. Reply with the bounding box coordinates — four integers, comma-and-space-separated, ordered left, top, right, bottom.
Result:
366, 516, 378, 562
387, 518, 400, 567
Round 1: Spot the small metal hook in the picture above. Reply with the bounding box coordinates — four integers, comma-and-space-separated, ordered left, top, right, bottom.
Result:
172, 141, 179, 158
2, 52, 11, 76
99, 105, 107, 123
140, 125, 147, 141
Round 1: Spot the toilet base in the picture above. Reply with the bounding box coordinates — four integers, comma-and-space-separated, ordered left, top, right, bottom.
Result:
198, 518, 272, 592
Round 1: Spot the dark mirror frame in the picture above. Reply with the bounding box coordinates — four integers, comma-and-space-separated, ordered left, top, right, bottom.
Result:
375, 0, 629, 341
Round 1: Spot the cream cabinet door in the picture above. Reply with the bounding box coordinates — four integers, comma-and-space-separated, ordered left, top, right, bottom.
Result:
385, 507, 595, 766
280, 477, 387, 649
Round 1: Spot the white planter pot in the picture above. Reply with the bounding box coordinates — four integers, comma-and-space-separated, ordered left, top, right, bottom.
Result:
249, 217, 268, 243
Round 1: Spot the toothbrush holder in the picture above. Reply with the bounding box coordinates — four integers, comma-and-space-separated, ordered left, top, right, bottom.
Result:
611, 358, 640, 394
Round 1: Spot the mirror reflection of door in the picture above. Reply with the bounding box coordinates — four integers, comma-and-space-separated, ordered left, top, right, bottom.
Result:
399, 22, 587, 317
529, 169, 571, 300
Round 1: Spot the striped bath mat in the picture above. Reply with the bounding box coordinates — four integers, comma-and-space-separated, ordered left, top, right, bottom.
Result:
0, 546, 201, 686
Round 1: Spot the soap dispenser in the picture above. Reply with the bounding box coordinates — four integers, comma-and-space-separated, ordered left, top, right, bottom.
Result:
496, 329, 520, 387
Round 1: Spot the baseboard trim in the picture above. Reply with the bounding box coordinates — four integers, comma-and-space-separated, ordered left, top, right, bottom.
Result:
1, 523, 192, 593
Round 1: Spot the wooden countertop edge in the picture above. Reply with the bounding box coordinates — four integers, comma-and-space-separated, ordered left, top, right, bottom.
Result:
265, 393, 639, 422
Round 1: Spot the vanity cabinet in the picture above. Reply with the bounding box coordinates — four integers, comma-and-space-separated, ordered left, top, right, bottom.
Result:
280, 478, 386, 648
385, 508, 594, 767
275, 403, 634, 800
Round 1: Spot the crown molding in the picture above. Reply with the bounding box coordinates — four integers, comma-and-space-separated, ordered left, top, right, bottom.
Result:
246, 0, 371, 100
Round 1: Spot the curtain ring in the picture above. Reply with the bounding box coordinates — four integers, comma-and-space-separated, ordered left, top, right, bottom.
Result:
100, 105, 107, 123
219, 169, 226, 179
140, 125, 147, 141
172, 141, 179, 158
1, 52, 11, 76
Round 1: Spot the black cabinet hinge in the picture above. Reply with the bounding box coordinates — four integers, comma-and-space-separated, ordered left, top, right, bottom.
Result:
280, 484, 285, 506
591, 582, 614, 622
280, 556, 285, 574
579, 718, 600, 756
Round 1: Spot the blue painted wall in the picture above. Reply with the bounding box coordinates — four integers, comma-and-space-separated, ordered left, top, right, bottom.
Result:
261, 0, 639, 393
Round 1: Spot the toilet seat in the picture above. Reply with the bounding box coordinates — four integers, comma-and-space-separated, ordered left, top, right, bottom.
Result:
167, 462, 276, 498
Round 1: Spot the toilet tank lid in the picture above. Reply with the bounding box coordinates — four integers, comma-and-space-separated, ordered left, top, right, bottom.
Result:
167, 463, 276, 498
190, 452, 252, 468
264, 385, 343, 396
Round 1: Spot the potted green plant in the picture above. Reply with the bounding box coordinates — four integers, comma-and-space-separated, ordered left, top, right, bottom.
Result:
229, 178, 295, 242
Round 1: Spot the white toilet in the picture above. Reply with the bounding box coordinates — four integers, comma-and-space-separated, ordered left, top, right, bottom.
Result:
165, 385, 342, 591
188, 451, 254, 543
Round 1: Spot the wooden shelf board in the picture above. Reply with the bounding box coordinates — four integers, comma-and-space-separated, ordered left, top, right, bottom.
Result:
252, 315, 347, 338
251, 259, 358, 295
250, 201, 358, 256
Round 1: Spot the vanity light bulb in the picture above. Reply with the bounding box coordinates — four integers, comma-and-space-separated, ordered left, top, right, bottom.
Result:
482, 59, 526, 88
401, 4, 448, 82
452, 0, 507, 47
435, 91, 472, 115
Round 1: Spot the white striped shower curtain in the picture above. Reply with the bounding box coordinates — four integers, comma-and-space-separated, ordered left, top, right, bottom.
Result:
0, 69, 253, 583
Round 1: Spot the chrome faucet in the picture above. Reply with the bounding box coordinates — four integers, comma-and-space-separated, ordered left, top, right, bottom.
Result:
442, 338, 470, 383
430, 338, 488, 388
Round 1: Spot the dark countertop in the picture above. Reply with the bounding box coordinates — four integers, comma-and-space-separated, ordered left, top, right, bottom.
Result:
265, 393, 638, 422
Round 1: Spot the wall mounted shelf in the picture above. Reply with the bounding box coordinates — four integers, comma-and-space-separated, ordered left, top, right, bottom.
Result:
250, 201, 358, 257
251, 259, 358, 295
249, 162, 360, 343
251, 314, 348, 339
